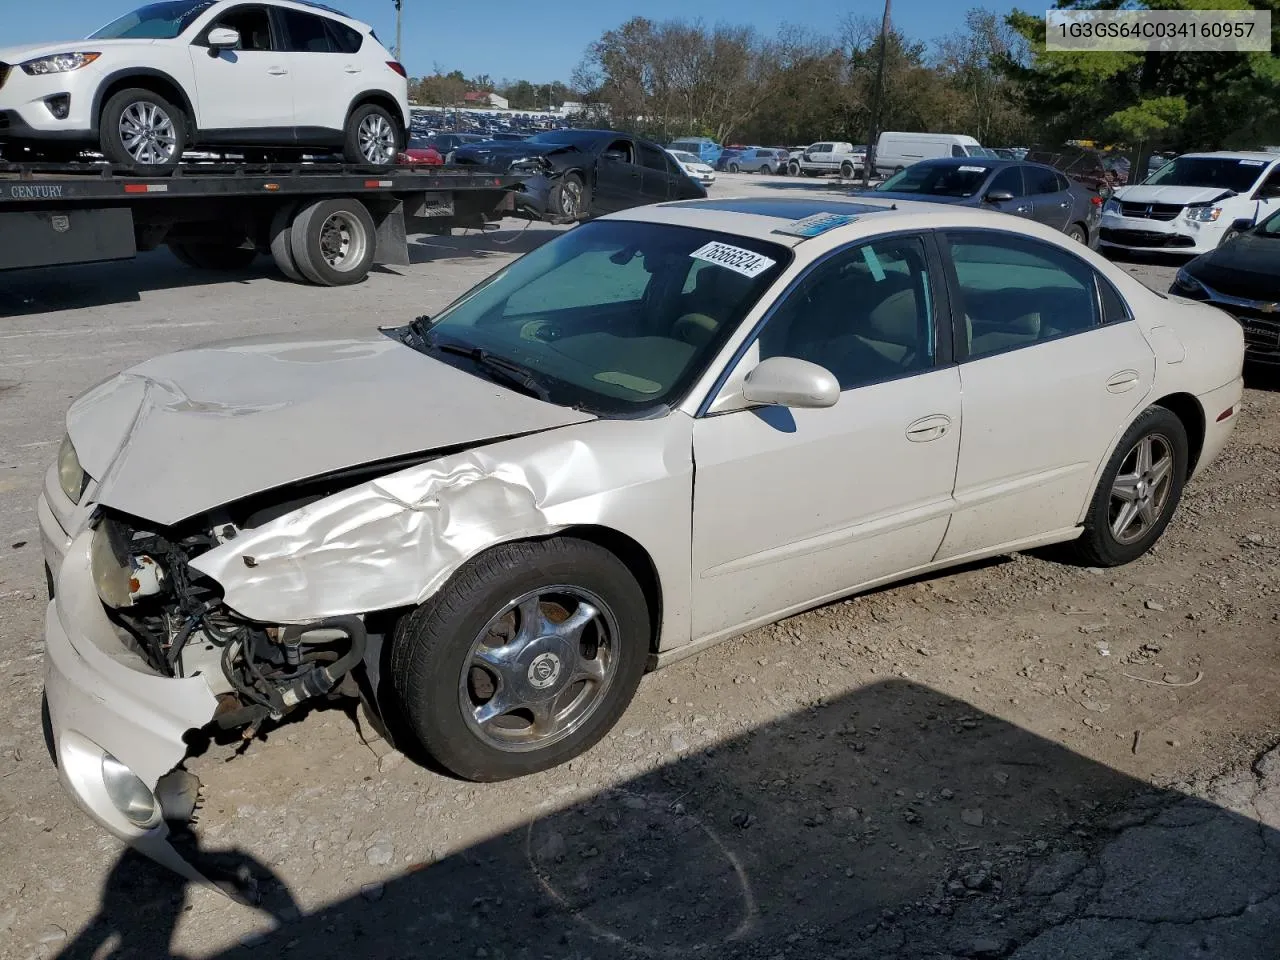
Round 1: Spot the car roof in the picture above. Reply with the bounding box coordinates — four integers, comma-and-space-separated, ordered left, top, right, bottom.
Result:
1176, 151, 1280, 162
602, 195, 1025, 247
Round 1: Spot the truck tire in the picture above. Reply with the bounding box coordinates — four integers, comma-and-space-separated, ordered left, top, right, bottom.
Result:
168, 241, 257, 270
787, 161, 800, 176
99, 88, 188, 175
289, 197, 376, 286
268, 204, 305, 283
840, 161, 855, 179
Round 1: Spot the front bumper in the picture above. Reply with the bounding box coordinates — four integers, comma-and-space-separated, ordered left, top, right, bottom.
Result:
39, 491, 221, 882
0, 61, 99, 140
1170, 282, 1280, 365
1099, 213, 1222, 254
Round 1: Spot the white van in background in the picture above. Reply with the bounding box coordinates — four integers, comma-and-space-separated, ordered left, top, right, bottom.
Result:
875, 132, 987, 177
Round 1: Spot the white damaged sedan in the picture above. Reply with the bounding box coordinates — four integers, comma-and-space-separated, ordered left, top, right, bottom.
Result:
40, 196, 1244, 880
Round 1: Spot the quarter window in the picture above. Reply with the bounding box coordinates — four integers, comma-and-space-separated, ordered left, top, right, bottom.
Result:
325, 18, 363, 53
758, 236, 936, 390
946, 231, 1101, 359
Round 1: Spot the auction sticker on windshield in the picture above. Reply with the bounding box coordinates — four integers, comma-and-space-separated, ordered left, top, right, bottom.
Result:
690, 241, 776, 278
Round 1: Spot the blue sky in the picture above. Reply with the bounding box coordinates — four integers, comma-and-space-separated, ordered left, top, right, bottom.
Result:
5, 0, 1024, 84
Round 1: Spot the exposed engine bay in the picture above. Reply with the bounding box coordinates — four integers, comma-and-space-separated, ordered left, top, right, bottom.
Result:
90, 505, 370, 738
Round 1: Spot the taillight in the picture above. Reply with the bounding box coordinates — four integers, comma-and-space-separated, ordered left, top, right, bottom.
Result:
1091, 195, 1103, 205
386, 61, 406, 77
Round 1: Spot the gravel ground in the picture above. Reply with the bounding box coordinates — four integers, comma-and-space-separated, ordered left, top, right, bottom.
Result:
0, 173, 1277, 959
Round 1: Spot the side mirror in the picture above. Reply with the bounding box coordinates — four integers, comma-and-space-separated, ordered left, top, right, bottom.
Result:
984, 190, 1015, 203
742, 357, 840, 409
1231, 217, 1254, 233
207, 26, 240, 50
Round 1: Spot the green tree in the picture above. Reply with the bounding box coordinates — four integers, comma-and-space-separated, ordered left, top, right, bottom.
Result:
1007, 0, 1280, 159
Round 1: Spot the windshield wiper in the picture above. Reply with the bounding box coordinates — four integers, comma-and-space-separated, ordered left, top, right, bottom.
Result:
424, 335, 552, 402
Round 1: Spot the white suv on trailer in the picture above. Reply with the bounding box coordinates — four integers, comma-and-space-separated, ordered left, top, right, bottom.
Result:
0, 0, 409, 171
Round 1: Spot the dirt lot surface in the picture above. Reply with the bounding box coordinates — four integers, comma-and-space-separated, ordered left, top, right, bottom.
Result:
1, 173, 1277, 959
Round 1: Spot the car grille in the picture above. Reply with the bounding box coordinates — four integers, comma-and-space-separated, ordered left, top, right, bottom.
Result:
1119, 201, 1183, 221
1235, 315, 1280, 352
1101, 228, 1194, 248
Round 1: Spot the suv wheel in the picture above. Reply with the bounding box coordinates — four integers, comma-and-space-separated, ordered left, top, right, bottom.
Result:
343, 103, 403, 166
100, 88, 188, 173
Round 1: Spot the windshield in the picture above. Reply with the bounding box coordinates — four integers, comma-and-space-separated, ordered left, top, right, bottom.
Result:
877, 162, 990, 197
671, 151, 700, 165
416, 219, 790, 415
527, 130, 604, 147
90, 0, 214, 39
1257, 209, 1280, 236
1144, 156, 1267, 193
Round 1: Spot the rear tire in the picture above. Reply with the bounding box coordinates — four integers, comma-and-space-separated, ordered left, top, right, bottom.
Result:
342, 103, 402, 166
167, 241, 257, 270
840, 162, 855, 178
388, 538, 650, 782
728, 162, 740, 173
289, 197, 376, 286
760, 164, 773, 176
268, 204, 304, 283
1066, 222, 1088, 244
1066, 406, 1188, 567
99, 87, 187, 174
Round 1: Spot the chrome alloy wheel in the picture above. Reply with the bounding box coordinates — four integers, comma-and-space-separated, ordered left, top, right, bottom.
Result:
559, 179, 583, 218
119, 102, 177, 165
460, 587, 618, 753
358, 114, 396, 164
317, 211, 368, 272
1109, 433, 1174, 545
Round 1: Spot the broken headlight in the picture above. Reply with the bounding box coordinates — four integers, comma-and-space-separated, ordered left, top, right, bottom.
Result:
57, 434, 87, 505
101, 753, 159, 827
90, 517, 166, 610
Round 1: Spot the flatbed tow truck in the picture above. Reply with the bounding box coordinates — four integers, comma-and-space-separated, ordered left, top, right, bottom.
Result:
0, 160, 523, 286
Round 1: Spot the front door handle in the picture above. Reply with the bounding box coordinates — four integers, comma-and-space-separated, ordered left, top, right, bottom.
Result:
344, 66, 362, 74
1016, 205, 1031, 214
1059, 201, 1070, 208
906, 414, 952, 442
267, 66, 288, 75
1106, 370, 1141, 393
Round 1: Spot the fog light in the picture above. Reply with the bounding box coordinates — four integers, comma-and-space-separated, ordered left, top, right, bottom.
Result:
101, 754, 159, 827
44, 94, 71, 120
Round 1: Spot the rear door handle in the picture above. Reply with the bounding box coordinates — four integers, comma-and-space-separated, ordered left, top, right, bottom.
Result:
1106, 370, 1141, 393
1015, 205, 1031, 214
267, 67, 288, 75
906, 414, 952, 442
344, 66, 362, 73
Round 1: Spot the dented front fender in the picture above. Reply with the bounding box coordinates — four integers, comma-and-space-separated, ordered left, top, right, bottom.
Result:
189, 417, 696, 650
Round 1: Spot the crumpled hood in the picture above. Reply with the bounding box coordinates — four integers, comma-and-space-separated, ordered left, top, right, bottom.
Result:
454, 140, 580, 172
67, 334, 595, 526
1112, 184, 1234, 205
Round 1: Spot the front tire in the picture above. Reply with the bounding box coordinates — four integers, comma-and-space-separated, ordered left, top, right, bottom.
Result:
100, 88, 188, 174
1067, 406, 1188, 567
550, 172, 586, 220
389, 538, 650, 782
342, 103, 403, 166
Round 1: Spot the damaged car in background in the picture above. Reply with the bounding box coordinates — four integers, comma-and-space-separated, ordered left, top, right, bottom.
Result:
40, 196, 1244, 886
450, 128, 706, 223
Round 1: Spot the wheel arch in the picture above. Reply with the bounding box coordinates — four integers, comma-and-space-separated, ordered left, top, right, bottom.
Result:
550, 525, 664, 660
92, 69, 197, 136
346, 91, 408, 135
1152, 391, 1206, 477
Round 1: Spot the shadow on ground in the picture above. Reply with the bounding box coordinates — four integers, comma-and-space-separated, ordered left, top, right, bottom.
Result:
0, 249, 271, 317
407, 224, 561, 265
56, 679, 1280, 960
